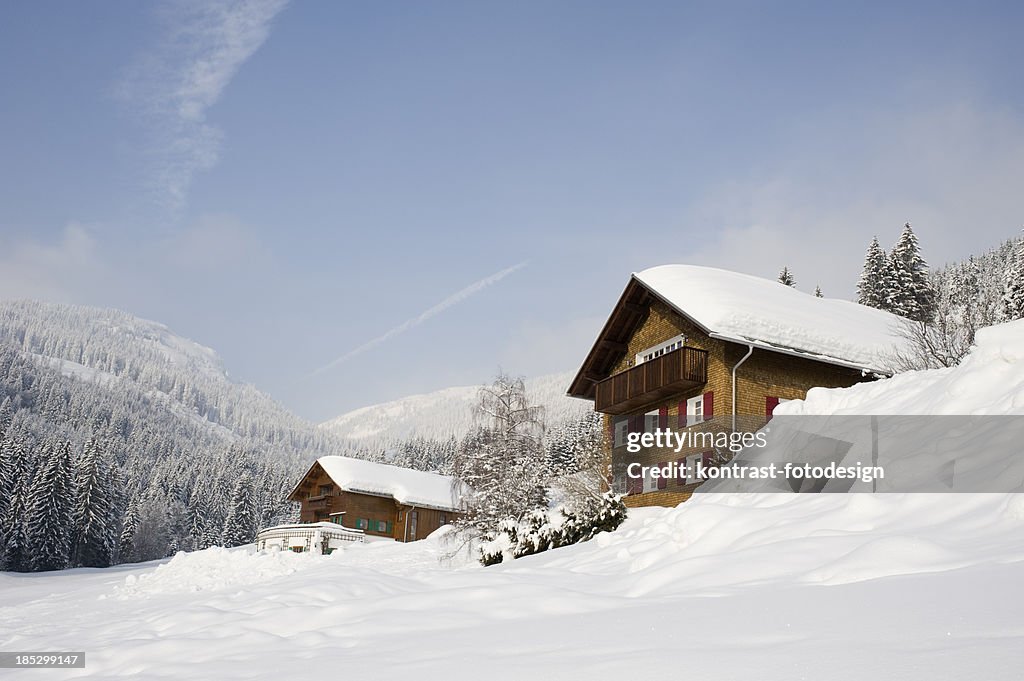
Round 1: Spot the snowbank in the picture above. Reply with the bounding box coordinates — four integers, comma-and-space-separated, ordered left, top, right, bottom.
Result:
113, 546, 320, 599
780, 318, 1024, 415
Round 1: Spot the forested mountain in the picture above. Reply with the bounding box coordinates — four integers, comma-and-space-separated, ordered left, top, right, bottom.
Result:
0, 301, 359, 571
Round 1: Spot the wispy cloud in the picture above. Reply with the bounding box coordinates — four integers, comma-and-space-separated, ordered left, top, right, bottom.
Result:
118, 0, 289, 213
313, 262, 529, 375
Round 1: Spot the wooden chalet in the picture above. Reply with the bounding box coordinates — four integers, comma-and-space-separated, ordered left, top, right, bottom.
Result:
568, 265, 904, 507
287, 456, 467, 543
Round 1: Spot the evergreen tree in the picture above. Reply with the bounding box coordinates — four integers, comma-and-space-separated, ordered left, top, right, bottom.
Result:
1000, 237, 1024, 321
857, 236, 888, 309
72, 439, 116, 567
24, 440, 74, 571
0, 398, 13, 438
814, 285, 823, 298
119, 499, 140, 563
777, 266, 796, 287
888, 223, 936, 322
222, 473, 258, 547
0, 436, 31, 571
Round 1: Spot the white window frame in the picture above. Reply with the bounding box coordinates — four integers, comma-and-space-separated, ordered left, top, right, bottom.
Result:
636, 334, 686, 365
685, 453, 703, 484
614, 419, 629, 447
686, 394, 704, 427
644, 410, 660, 433
643, 466, 658, 493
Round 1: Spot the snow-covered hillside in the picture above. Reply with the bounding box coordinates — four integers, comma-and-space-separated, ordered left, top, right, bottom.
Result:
320, 371, 589, 444
5, 321, 1024, 679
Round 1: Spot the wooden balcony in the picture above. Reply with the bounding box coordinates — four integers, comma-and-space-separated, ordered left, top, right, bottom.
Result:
306, 495, 331, 511
594, 346, 708, 414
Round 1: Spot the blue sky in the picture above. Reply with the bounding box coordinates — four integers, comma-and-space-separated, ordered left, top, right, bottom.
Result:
1, 1, 1022, 420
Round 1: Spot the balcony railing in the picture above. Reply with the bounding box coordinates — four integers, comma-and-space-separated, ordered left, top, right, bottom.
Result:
306, 496, 330, 510
594, 346, 708, 414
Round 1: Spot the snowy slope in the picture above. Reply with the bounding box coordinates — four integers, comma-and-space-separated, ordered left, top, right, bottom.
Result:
320, 371, 589, 444
4, 322, 1024, 679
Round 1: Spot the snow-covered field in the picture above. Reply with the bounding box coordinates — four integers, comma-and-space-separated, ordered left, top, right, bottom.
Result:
5, 321, 1024, 680
3, 494, 1024, 680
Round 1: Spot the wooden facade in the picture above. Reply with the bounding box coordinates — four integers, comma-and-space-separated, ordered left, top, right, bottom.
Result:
288, 461, 461, 542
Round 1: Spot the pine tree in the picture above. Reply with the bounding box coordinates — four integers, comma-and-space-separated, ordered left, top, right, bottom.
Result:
814, 285, 823, 298
857, 236, 888, 309
24, 440, 74, 571
222, 473, 258, 547
1000, 236, 1024, 321
777, 267, 796, 287
72, 439, 116, 567
888, 223, 936, 322
119, 499, 140, 563
0, 398, 13, 438
0, 436, 31, 571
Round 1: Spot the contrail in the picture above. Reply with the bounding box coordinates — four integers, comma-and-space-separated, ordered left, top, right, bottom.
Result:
312, 261, 528, 375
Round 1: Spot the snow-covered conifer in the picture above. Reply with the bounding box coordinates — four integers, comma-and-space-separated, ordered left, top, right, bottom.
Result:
857, 236, 888, 309
25, 440, 74, 571
222, 474, 258, 547
1000, 237, 1024, 321
777, 267, 796, 287
73, 439, 116, 567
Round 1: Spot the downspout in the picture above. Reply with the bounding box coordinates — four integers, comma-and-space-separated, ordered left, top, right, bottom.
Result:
403, 505, 417, 542
731, 344, 754, 432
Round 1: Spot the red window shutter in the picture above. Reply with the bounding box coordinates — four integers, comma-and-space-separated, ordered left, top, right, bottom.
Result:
659, 406, 668, 429
703, 391, 714, 419
677, 458, 687, 485
678, 402, 687, 428
630, 472, 643, 495
766, 396, 780, 419
657, 462, 668, 489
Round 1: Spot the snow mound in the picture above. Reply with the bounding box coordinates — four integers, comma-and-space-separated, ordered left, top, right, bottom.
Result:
114, 546, 320, 599
635, 264, 906, 372
780, 318, 1024, 416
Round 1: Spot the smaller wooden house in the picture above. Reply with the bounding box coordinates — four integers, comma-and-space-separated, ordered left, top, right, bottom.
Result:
287, 456, 467, 542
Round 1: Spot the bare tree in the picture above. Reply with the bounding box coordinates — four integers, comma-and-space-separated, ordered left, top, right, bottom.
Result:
889, 314, 974, 372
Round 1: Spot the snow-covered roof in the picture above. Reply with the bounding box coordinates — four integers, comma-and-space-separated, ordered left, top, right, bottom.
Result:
312, 456, 465, 512
633, 265, 906, 373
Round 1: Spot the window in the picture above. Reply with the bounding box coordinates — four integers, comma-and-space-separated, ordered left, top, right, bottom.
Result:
644, 410, 660, 433
636, 335, 686, 364
686, 394, 703, 427
614, 419, 628, 447
410, 511, 418, 540
439, 513, 447, 525
318, 483, 333, 496
642, 466, 658, 493
355, 518, 367, 530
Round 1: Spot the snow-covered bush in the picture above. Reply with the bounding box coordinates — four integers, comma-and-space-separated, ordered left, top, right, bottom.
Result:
479, 491, 626, 566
